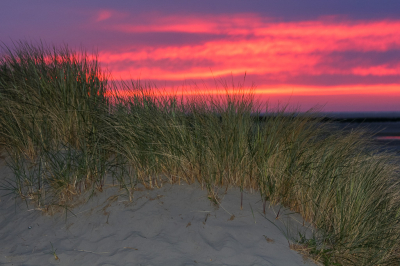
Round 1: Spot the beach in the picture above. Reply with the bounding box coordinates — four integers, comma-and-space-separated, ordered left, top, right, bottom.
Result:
2, 42, 400, 265
2, 121, 400, 266
0, 155, 318, 266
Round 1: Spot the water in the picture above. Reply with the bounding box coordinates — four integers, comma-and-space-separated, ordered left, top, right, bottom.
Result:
322, 112, 400, 156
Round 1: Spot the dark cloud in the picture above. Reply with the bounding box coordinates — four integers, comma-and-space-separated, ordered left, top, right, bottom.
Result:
318, 50, 400, 69
104, 32, 222, 48
257, 93, 400, 112
110, 58, 217, 72
68, 0, 400, 20
3, 1, 400, 25
276, 74, 400, 86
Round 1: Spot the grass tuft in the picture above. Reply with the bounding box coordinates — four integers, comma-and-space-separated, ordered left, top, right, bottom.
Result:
1, 41, 400, 265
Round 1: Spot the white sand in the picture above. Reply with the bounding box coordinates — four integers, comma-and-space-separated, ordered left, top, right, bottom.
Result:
0, 157, 319, 266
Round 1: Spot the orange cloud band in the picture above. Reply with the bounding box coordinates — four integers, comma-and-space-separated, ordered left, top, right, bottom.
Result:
90, 12, 400, 112
109, 84, 399, 97
96, 17, 400, 81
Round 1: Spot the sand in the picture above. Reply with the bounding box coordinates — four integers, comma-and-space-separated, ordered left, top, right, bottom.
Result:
0, 157, 319, 266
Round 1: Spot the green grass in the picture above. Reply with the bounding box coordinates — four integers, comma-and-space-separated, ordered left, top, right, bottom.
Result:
1, 41, 400, 265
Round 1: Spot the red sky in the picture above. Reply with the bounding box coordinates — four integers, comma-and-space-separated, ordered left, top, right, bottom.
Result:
1, 1, 400, 112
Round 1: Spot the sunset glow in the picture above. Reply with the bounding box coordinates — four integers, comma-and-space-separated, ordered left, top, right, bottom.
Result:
91, 14, 400, 111
2, 2, 400, 112
97, 17, 400, 80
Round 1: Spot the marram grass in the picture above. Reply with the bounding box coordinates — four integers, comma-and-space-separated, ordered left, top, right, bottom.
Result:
1, 41, 400, 265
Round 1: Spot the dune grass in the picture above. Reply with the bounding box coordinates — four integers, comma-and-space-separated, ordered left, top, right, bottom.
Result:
1, 41, 400, 265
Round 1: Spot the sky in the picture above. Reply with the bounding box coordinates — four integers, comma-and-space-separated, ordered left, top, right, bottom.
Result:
1, 0, 400, 112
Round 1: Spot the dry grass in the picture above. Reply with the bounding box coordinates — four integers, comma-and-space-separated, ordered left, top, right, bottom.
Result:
1, 41, 400, 265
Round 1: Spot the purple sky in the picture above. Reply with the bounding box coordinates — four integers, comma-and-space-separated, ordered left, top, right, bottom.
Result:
1, 1, 400, 112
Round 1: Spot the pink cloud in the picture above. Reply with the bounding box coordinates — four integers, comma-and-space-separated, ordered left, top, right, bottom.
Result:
95, 10, 113, 22
94, 14, 400, 82
87, 11, 400, 111
93, 9, 128, 22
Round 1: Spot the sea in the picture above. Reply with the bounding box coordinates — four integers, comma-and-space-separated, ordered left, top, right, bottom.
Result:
321, 112, 400, 156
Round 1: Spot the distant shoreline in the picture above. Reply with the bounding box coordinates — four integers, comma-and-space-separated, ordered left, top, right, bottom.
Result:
320, 112, 400, 122
253, 114, 400, 123
321, 117, 400, 123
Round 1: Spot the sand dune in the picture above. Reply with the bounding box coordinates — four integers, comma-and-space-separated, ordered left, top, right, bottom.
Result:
0, 158, 318, 266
